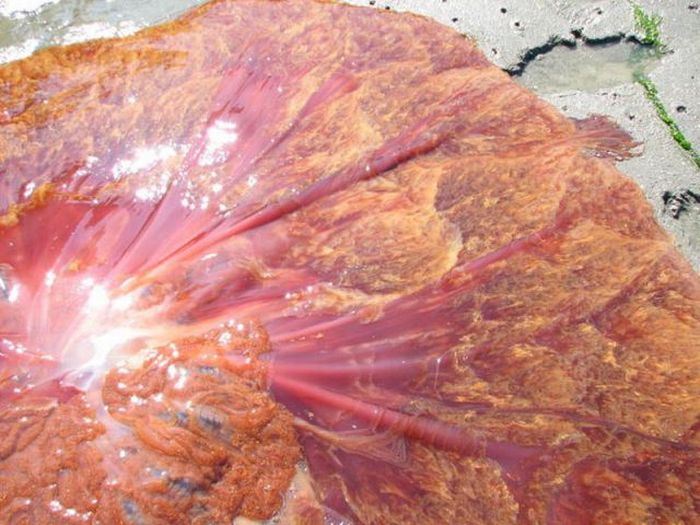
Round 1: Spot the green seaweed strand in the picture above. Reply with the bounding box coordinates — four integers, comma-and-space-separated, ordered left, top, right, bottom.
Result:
631, 3, 663, 48
628, 3, 699, 169
634, 72, 700, 169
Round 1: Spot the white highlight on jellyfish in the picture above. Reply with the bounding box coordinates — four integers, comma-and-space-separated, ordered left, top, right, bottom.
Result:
167, 364, 188, 390
174, 373, 187, 390
7, 284, 20, 303
218, 331, 232, 346
87, 285, 110, 311
134, 170, 172, 203
112, 144, 176, 180
92, 328, 136, 361
0, 274, 17, 303
48, 500, 62, 512
200, 195, 210, 210
44, 271, 56, 287
23, 181, 36, 198
129, 395, 146, 406
198, 120, 239, 167
134, 187, 150, 201
112, 293, 134, 312
67, 326, 141, 389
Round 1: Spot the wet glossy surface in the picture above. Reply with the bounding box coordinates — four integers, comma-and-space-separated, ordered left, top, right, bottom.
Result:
0, 0, 699, 523
518, 40, 660, 94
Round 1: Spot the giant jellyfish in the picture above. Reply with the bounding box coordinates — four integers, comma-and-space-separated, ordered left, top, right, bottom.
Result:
0, 1, 698, 523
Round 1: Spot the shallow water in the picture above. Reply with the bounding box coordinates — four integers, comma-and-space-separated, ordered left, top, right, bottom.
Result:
517, 39, 661, 93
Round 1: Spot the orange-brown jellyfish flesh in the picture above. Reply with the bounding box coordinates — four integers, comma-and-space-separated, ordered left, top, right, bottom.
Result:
0, 1, 699, 524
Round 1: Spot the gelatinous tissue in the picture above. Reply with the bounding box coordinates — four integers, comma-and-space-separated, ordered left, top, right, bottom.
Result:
0, 1, 698, 523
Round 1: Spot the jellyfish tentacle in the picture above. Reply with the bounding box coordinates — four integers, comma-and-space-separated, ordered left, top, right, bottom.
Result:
293, 417, 408, 466
269, 358, 426, 384
272, 374, 484, 456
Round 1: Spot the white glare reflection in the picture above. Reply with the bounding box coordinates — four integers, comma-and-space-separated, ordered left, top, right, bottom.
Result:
198, 120, 239, 167
129, 395, 146, 406
7, 284, 20, 303
112, 293, 134, 312
87, 285, 109, 310
44, 271, 56, 287
67, 326, 140, 389
112, 145, 176, 180
23, 181, 36, 198
166, 364, 188, 390
134, 170, 171, 203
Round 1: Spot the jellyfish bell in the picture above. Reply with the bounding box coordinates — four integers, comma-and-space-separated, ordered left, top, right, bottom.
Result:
1, 0, 699, 524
